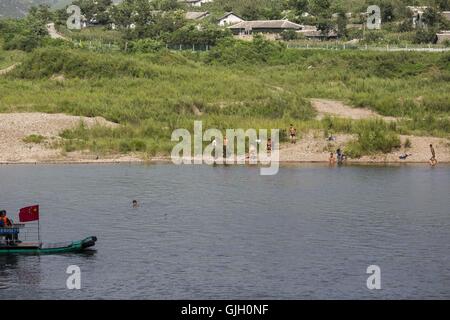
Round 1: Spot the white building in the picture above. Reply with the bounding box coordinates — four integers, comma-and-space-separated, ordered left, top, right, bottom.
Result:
185, 0, 214, 7
218, 12, 244, 26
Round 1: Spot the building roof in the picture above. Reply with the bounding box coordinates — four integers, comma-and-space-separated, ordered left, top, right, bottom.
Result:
185, 11, 209, 20
407, 6, 428, 13
228, 20, 303, 30
218, 12, 244, 21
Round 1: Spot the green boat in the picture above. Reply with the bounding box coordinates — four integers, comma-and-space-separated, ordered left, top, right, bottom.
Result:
0, 225, 97, 255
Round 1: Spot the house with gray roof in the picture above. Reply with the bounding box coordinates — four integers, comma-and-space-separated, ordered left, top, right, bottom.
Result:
185, 11, 210, 20
228, 20, 303, 35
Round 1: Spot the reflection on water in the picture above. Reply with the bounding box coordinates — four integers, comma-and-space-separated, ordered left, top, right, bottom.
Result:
0, 163, 450, 299
0, 255, 42, 290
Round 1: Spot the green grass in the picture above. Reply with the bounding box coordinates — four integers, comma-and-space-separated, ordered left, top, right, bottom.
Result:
57, 25, 123, 44
0, 43, 449, 158
0, 40, 25, 68
22, 134, 45, 144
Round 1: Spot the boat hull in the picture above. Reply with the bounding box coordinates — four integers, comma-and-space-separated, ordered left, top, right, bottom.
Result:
0, 236, 97, 255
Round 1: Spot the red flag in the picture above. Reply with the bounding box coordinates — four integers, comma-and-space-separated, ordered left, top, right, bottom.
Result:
19, 205, 40, 222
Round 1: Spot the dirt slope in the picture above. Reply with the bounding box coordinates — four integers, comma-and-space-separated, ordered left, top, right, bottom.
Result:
0, 112, 141, 163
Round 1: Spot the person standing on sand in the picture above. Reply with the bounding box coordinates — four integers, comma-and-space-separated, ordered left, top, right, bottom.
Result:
248, 143, 257, 162
267, 138, 272, 153
289, 125, 297, 144
429, 144, 437, 166
223, 137, 228, 159
212, 138, 217, 160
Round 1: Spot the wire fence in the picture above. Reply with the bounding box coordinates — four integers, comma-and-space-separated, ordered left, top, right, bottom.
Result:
286, 43, 450, 52
73, 40, 122, 52
166, 44, 212, 51
71, 40, 213, 52
70, 38, 450, 54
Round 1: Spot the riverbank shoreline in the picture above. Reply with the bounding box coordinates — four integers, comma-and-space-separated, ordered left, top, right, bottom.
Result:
1, 157, 449, 165
1, 111, 449, 165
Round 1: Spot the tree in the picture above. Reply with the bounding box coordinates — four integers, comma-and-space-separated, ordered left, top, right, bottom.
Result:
1, 14, 49, 52
434, 0, 450, 11
241, 3, 262, 20
287, 0, 309, 16
165, 23, 231, 46
73, 0, 113, 24
336, 11, 347, 39
422, 7, 441, 27
28, 4, 54, 24
262, 1, 283, 20
316, 18, 334, 36
380, 2, 394, 22
152, 0, 181, 11
308, 0, 330, 18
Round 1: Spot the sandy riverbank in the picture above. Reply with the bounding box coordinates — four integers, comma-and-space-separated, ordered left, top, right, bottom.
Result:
1, 99, 449, 164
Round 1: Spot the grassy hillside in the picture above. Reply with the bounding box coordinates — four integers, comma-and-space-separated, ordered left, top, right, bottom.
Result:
0, 41, 449, 157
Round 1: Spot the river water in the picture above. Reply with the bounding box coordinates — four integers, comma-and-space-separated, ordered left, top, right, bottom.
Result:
0, 163, 449, 299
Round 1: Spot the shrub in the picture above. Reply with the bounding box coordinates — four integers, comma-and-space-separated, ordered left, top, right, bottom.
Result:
205, 36, 286, 65
346, 127, 401, 158
404, 138, 412, 148
281, 30, 298, 41
13, 48, 162, 79
413, 29, 438, 44
128, 39, 164, 53
23, 134, 45, 144
1, 17, 48, 52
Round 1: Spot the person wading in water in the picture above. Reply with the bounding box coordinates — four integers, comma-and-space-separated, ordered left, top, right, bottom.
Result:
329, 152, 336, 165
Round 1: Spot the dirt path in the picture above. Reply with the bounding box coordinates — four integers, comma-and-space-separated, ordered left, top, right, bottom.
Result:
0, 64, 18, 76
46, 23, 68, 41
0, 113, 141, 163
311, 98, 397, 121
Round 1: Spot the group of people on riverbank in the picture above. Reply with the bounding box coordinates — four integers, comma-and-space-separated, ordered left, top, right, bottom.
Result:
328, 144, 439, 165
329, 148, 346, 165
209, 124, 440, 166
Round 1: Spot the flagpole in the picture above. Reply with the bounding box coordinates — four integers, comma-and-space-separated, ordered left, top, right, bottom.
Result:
38, 218, 41, 244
